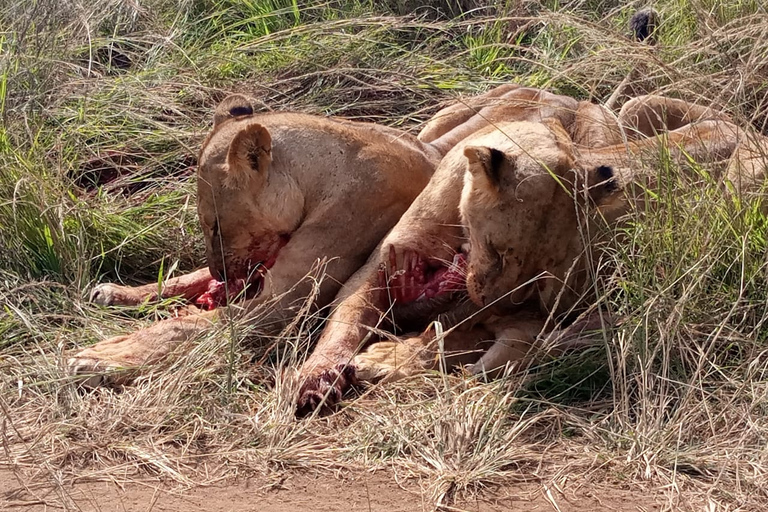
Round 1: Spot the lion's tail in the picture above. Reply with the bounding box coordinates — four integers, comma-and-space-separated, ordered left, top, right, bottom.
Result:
604, 9, 660, 111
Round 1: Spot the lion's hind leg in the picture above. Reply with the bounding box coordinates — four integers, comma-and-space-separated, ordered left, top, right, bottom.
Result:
418, 84, 522, 145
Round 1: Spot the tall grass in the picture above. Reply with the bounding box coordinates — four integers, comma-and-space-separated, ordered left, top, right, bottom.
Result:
2, 0, 768, 509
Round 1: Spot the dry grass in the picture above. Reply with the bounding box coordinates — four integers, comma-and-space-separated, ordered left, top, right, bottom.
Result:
2, 0, 768, 510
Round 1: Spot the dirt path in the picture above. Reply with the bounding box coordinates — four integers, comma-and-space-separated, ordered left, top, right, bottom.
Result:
0, 467, 676, 512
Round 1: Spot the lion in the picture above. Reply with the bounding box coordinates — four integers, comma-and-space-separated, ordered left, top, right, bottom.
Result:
297, 89, 761, 413
68, 94, 443, 384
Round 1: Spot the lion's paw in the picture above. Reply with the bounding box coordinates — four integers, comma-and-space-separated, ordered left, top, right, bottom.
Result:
296, 364, 357, 416
67, 334, 147, 387
68, 356, 129, 388
353, 340, 430, 383
89, 283, 144, 306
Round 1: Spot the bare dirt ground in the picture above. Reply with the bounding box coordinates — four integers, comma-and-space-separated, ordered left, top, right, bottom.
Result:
0, 467, 679, 512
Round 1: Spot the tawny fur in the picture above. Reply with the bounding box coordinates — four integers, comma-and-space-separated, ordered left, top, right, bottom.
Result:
307, 88, 766, 410
70, 95, 442, 382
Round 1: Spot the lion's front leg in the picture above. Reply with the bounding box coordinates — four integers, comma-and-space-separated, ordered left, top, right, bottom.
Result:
294, 244, 444, 413
90, 267, 216, 307
296, 242, 465, 413
68, 312, 216, 387
467, 310, 610, 377
296, 282, 381, 416
467, 312, 545, 377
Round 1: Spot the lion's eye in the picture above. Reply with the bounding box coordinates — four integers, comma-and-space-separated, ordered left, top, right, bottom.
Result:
484, 238, 504, 263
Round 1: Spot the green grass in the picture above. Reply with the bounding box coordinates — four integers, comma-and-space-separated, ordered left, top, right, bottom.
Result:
2, 0, 768, 509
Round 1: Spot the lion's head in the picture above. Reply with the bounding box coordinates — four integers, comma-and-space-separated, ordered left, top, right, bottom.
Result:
459, 120, 619, 312
197, 95, 304, 284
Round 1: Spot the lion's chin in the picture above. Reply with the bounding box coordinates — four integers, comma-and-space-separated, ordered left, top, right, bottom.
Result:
197, 235, 290, 310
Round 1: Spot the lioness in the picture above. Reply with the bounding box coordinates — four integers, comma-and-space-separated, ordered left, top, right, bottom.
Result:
298, 89, 762, 412
452, 98, 763, 371
69, 94, 442, 382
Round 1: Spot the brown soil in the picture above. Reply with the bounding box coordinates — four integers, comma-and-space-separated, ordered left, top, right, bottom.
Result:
0, 467, 679, 512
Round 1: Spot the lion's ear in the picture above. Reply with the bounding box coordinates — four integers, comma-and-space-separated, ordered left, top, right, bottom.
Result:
227, 122, 272, 176
213, 94, 254, 127
464, 146, 510, 190
586, 165, 621, 207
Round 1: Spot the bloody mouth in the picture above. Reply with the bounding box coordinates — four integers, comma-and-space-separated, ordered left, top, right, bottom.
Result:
195, 236, 289, 310
194, 275, 260, 310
